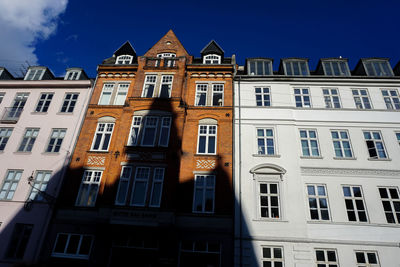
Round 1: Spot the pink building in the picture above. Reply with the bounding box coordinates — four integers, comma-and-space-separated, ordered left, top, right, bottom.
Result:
0, 66, 92, 266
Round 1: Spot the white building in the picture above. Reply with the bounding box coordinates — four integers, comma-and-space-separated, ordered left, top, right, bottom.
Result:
0, 66, 92, 266
234, 58, 400, 266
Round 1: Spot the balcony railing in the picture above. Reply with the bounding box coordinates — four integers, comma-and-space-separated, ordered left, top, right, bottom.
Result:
1, 107, 23, 123
145, 58, 178, 68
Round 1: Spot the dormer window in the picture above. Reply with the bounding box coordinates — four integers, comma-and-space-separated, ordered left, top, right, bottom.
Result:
65, 70, 81, 80
283, 60, 309, 76
363, 60, 393, 77
116, 55, 133, 64
25, 68, 45, 80
203, 54, 221, 64
322, 60, 350, 76
157, 53, 176, 58
248, 60, 273, 75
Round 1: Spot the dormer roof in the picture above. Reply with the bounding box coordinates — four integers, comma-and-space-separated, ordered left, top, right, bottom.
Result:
200, 40, 224, 57
0, 67, 14, 80
113, 41, 137, 57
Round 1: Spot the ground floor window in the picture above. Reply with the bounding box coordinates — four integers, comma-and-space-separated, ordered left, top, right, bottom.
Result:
179, 240, 221, 267
261, 246, 283, 267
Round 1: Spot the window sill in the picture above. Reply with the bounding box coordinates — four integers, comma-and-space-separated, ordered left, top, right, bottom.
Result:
87, 150, 110, 154
195, 154, 219, 157
307, 220, 400, 228
253, 154, 281, 158
367, 157, 392, 161
56, 112, 74, 115
253, 218, 288, 222
300, 156, 323, 159
333, 157, 357, 160
14, 151, 32, 155
41, 152, 60, 155
31, 112, 48, 115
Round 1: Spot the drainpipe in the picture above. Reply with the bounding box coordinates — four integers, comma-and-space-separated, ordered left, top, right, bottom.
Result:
237, 75, 243, 267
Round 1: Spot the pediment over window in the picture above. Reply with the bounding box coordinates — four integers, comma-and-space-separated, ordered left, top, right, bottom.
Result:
98, 116, 116, 123
250, 163, 286, 175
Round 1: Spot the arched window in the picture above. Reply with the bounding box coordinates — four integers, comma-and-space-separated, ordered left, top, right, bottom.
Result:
91, 116, 116, 151
203, 54, 221, 64
197, 118, 218, 154
116, 55, 133, 64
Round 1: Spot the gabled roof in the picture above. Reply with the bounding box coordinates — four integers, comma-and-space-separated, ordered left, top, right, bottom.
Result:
0, 67, 14, 80
200, 40, 224, 57
113, 41, 136, 57
143, 29, 190, 58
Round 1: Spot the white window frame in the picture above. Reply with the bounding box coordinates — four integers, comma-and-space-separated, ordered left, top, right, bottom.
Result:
0, 92, 5, 104
98, 83, 115, 105
28, 171, 51, 201
114, 83, 129, 105
306, 184, 330, 221
195, 82, 224, 106
141, 117, 159, 147
342, 185, 368, 222
258, 182, 280, 219
381, 89, 400, 110
24, 68, 45, 80
284, 60, 309, 76
212, 84, 224, 106
127, 116, 142, 146
192, 174, 215, 213
65, 70, 81, 80
396, 132, 400, 146
35, 93, 53, 112
130, 167, 150, 207
116, 55, 133, 64
0, 128, 13, 151
115, 166, 133, 206
149, 168, 165, 207
157, 53, 176, 67
60, 93, 79, 113
18, 128, 39, 152
75, 170, 102, 207
203, 54, 221, 64
46, 129, 66, 153
364, 60, 393, 77
315, 249, 339, 266
52, 233, 94, 259
158, 117, 172, 147
142, 75, 157, 97
197, 125, 217, 155
331, 130, 354, 158
261, 246, 284, 266
127, 115, 171, 147
195, 84, 208, 106
0, 170, 22, 200
256, 128, 275, 155
322, 88, 341, 108
322, 60, 350, 76
255, 87, 271, 106
378, 187, 400, 224
248, 60, 273, 75
158, 75, 173, 98
363, 131, 388, 159
299, 129, 320, 157
294, 88, 311, 108
355, 251, 380, 267
91, 123, 114, 151
352, 89, 372, 109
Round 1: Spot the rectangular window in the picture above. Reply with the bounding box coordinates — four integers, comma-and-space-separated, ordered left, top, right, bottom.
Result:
396, 132, 400, 146
180, 241, 221, 267
114, 84, 129, 105
28, 171, 51, 201
342, 185, 368, 222
323, 60, 350, 76
46, 129, 66, 153
195, 83, 224, 106
378, 187, 400, 224
248, 60, 272, 75
352, 89, 372, 109
315, 249, 339, 267
197, 125, 217, 154
52, 233, 93, 259
331, 130, 353, 158
307, 184, 330, 220
255, 87, 271, 106
7, 93, 29, 119
128, 116, 142, 146
0, 170, 22, 200
76, 170, 102, 207
259, 183, 280, 219
300, 129, 320, 157
212, 84, 224, 106
141, 117, 159, 146
142, 75, 157, 98
91, 123, 114, 151
0, 92, 5, 104
18, 128, 39, 152
193, 175, 215, 213
98, 83, 114, 105
65, 71, 80, 80
158, 117, 171, 147
262, 247, 284, 267
355, 251, 380, 267
294, 88, 311, 107
115, 166, 133, 205
35, 93, 53, 112
257, 128, 275, 155
363, 131, 387, 159
0, 128, 13, 151
25, 69, 44, 80
364, 60, 393, 76
149, 168, 165, 207
130, 167, 150, 206
60, 93, 79, 113
128, 116, 171, 147
6, 223, 33, 259
285, 60, 309, 76
323, 88, 341, 108
159, 75, 173, 98
99, 83, 129, 105
381, 89, 400, 110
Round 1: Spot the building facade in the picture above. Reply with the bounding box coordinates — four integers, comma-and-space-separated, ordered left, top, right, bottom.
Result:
234, 57, 400, 266
0, 66, 92, 266
42, 30, 235, 267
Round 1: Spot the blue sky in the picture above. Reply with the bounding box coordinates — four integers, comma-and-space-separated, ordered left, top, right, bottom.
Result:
1, 0, 399, 77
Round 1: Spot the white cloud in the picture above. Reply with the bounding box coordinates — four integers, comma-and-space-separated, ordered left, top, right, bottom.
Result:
0, 0, 68, 75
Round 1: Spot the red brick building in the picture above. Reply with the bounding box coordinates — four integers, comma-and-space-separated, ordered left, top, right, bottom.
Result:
42, 30, 235, 267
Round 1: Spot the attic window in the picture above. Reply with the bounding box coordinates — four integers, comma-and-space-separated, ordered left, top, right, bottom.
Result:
203, 54, 221, 64
25, 69, 45, 80
116, 55, 133, 65
283, 60, 309, 76
157, 53, 176, 58
248, 60, 273, 75
363, 60, 393, 77
65, 70, 81, 80
322, 60, 350, 76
